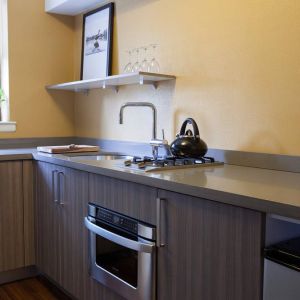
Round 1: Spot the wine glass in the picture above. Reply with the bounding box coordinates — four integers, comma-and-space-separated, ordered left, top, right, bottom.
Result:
132, 48, 141, 72
123, 50, 133, 73
140, 46, 149, 72
148, 44, 160, 73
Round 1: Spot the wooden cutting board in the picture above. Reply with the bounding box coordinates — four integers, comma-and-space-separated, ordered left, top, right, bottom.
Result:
37, 144, 100, 154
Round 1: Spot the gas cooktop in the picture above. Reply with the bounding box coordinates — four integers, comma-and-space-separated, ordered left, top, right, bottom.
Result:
121, 156, 224, 172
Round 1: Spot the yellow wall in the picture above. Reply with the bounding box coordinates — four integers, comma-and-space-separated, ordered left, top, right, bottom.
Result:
1, 0, 299, 155
0, 0, 75, 138
74, 0, 300, 155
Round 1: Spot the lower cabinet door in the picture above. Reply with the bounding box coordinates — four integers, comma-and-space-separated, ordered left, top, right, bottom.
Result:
157, 190, 264, 300
58, 166, 89, 300
36, 161, 61, 283
0, 161, 24, 272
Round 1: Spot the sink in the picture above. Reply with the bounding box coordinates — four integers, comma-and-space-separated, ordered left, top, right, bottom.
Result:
66, 154, 133, 162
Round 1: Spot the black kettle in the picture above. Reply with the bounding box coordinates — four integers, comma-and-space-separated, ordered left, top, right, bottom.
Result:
170, 118, 208, 158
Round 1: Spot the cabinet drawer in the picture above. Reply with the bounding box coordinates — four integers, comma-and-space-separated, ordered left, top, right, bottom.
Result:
89, 173, 157, 225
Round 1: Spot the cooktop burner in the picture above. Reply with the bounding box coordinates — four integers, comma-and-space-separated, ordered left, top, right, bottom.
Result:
122, 156, 223, 172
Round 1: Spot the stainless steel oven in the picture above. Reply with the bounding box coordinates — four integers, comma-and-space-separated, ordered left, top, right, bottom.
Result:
84, 203, 156, 300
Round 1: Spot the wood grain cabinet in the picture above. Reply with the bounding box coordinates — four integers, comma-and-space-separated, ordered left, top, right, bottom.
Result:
88, 173, 157, 224
0, 161, 24, 273
157, 190, 265, 300
36, 161, 59, 282
0, 160, 34, 275
35, 164, 265, 300
35, 161, 88, 299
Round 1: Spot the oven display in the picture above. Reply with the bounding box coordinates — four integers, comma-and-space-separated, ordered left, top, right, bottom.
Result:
96, 208, 138, 234
113, 215, 120, 224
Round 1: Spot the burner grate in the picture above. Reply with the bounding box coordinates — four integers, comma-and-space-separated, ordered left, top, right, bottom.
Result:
129, 155, 218, 170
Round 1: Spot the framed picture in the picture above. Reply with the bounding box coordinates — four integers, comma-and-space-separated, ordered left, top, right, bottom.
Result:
81, 3, 114, 80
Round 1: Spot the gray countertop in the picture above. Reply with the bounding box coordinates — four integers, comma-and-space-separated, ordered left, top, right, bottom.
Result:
0, 148, 35, 161
1, 148, 300, 219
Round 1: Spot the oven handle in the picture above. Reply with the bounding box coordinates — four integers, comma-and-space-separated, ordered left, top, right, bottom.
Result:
84, 217, 155, 253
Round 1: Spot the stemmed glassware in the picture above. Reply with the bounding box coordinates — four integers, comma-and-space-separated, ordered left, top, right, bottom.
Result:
123, 50, 133, 73
148, 44, 160, 73
123, 44, 160, 73
132, 48, 141, 72
140, 46, 149, 72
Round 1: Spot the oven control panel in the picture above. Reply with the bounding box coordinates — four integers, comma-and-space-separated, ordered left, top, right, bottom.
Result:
88, 204, 138, 234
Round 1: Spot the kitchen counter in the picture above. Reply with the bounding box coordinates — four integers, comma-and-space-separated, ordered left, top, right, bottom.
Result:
1, 148, 300, 219
0, 148, 34, 161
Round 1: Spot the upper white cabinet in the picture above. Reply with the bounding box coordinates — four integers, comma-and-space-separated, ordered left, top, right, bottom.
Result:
45, 0, 107, 16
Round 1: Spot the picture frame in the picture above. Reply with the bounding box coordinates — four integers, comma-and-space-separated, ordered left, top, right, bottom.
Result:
81, 3, 114, 80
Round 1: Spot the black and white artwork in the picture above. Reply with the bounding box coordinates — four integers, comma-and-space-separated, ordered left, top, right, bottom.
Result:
85, 29, 108, 56
81, 3, 114, 80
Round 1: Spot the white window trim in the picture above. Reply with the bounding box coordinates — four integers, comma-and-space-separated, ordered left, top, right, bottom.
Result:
0, 121, 16, 132
0, 0, 15, 132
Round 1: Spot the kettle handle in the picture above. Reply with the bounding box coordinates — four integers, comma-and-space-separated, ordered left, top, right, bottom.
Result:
179, 118, 200, 137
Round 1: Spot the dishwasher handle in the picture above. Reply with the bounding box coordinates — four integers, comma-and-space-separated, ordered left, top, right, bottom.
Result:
84, 217, 155, 253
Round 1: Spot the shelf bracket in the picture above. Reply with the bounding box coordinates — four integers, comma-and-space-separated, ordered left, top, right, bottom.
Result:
142, 80, 159, 89
139, 76, 159, 89
75, 88, 89, 95
139, 75, 144, 85
102, 81, 119, 93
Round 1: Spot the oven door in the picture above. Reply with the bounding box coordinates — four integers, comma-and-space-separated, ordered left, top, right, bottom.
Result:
84, 217, 156, 300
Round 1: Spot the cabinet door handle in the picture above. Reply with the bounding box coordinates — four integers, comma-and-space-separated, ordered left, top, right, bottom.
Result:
52, 170, 59, 203
58, 171, 65, 206
156, 197, 166, 247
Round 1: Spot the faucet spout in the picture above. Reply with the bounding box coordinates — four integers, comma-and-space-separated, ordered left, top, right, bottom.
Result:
119, 102, 157, 140
119, 104, 126, 125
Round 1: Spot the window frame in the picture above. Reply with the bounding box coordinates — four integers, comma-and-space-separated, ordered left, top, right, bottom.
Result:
0, 0, 16, 132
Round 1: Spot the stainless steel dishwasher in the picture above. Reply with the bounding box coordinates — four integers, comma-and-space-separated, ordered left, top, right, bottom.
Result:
84, 203, 156, 300
264, 237, 300, 300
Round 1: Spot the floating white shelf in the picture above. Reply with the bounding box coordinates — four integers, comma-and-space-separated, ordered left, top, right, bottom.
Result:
45, 0, 106, 16
46, 72, 176, 93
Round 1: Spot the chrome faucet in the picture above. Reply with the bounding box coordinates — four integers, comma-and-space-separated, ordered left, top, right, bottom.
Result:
119, 102, 157, 140
149, 129, 174, 159
119, 102, 173, 160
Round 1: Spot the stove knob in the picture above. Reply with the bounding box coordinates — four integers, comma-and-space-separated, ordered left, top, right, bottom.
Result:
124, 160, 132, 166
138, 162, 146, 169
